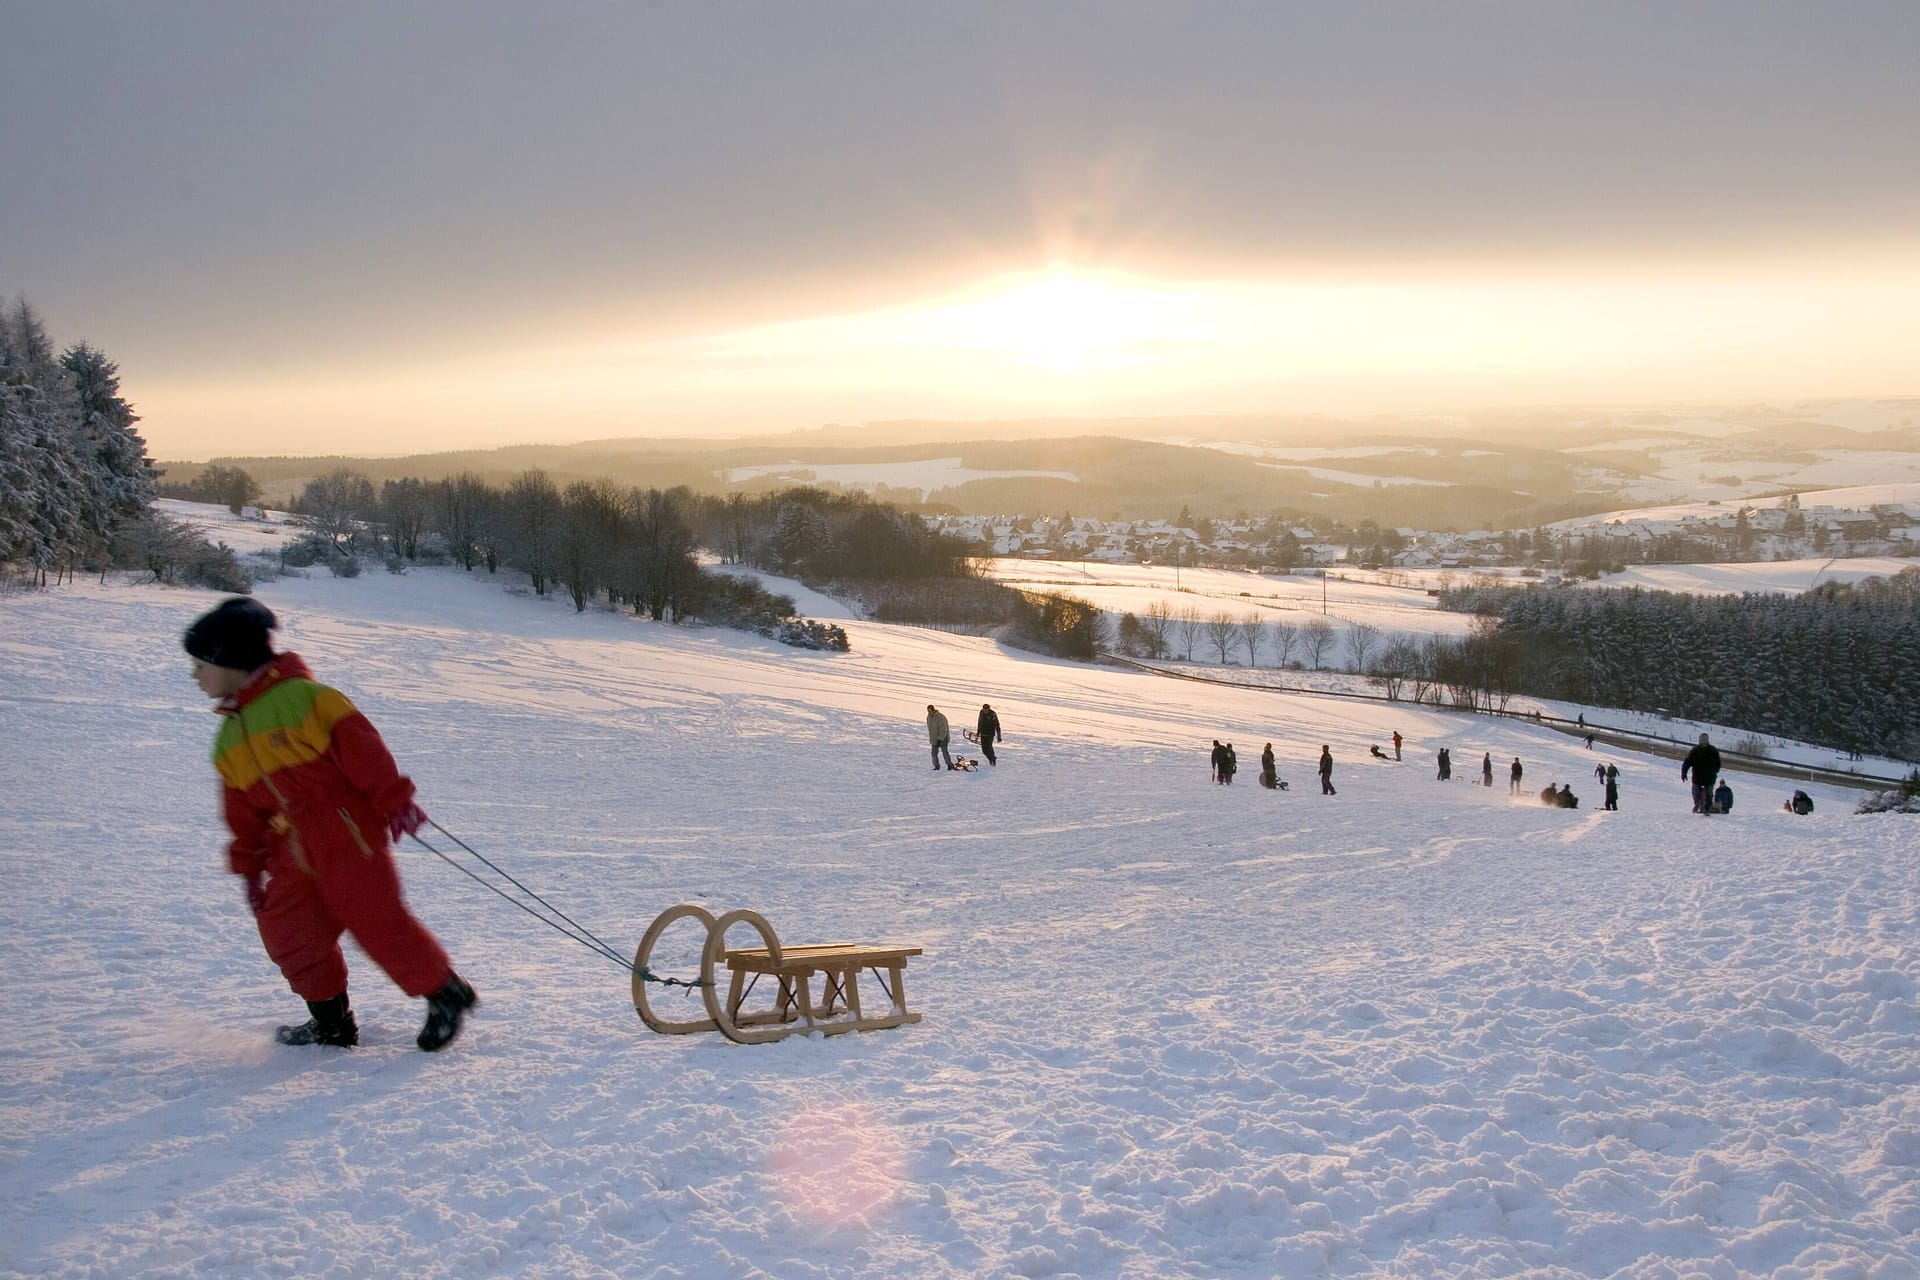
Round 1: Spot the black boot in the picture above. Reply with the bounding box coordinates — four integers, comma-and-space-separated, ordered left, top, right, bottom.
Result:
417, 973, 477, 1052
276, 993, 358, 1047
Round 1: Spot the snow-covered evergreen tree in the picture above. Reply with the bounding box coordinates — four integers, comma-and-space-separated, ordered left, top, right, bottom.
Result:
61, 341, 155, 534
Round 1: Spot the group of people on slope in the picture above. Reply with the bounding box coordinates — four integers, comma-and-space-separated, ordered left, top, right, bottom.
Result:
925, 702, 1001, 771
1210, 741, 1332, 792
1681, 733, 1727, 814
1210, 740, 1239, 784
1683, 732, 1816, 815
1205, 726, 1795, 819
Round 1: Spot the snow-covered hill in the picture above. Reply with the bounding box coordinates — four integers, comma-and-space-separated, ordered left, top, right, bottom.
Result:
2, 557, 1917, 1278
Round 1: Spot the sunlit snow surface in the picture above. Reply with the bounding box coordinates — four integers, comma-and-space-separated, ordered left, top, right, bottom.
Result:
3, 532, 1918, 1276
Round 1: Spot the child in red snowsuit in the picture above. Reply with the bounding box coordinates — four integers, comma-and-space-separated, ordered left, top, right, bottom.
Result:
185, 597, 475, 1051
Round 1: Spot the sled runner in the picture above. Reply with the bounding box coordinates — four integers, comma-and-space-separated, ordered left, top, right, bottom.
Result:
633, 904, 923, 1044
962, 728, 980, 743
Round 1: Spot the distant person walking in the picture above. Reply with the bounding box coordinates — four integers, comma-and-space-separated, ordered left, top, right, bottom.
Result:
976, 703, 1001, 766
1482, 752, 1493, 787
1595, 762, 1607, 783
1392, 731, 1403, 762
1319, 745, 1337, 796
1220, 742, 1238, 785
1681, 732, 1722, 815
1604, 771, 1620, 811
1210, 740, 1226, 784
1436, 747, 1451, 781
1510, 758, 1524, 795
1260, 743, 1278, 789
926, 705, 953, 771
1713, 780, 1734, 814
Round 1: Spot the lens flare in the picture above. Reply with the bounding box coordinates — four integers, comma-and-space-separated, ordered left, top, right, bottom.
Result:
768, 1103, 906, 1226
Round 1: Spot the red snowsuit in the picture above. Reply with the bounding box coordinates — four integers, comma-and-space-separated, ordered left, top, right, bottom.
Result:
211, 653, 451, 1002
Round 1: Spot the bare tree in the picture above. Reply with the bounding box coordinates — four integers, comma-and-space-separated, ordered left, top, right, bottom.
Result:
1302, 617, 1335, 670
723, 492, 753, 564
1238, 612, 1266, 667
1344, 621, 1381, 673
1143, 599, 1175, 655
625, 486, 701, 620
1373, 636, 1421, 700
1207, 610, 1238, 663
1270, 619, 1296, 669
1175, 605, 1203, 660
1412, 636, 1444, 705
296, 468, 376, 554
435, 471, 491, 571
380, 477, 430, 559
503, 469, 562, 595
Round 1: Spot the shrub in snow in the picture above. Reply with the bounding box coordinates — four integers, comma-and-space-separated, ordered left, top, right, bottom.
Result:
698, 575, 797, 636
279, 534, 333, 568
777, 619, 849, 651
180, 542, 251, 593
411, 533, 452, 566
328, 555, 361, 578
1004, 591, 1107, 662
1728, 734, 1771, 760
1856, 769, 1920, 815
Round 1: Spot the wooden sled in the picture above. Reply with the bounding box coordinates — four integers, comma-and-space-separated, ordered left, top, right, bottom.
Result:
950, 756, 980, 771
633, 904, 923, 1044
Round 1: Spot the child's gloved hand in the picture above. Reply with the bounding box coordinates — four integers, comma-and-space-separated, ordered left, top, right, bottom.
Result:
388, 802, 428, 842
244, 872, 267, 914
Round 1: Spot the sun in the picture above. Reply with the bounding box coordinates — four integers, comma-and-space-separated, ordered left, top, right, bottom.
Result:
929, 269, 1199, 372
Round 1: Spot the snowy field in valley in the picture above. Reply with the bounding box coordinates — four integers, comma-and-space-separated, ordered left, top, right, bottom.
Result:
723, 458, 1080, 497
1588, 558, 1917, 597
977, 554, 1919, 653
978, 558, 1484, 648
1552, 485, 1920, 531
4, 546, 1920, 1277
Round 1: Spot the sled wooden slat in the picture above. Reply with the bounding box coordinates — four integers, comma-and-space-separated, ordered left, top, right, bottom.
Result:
723, 943, 924, 1037
634, 904, 923, 1044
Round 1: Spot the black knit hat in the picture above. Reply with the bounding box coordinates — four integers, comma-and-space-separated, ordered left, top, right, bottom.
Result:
184, 597, 278, 672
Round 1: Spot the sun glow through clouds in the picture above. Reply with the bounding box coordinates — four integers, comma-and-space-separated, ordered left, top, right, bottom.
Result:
926, 269, 1208, 371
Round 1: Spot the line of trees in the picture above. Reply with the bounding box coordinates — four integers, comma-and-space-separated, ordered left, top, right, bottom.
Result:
279, 470, 981, 624
1437, 572, 1920, 758
1107, 598, 1552, 713
1, 299, 159, 584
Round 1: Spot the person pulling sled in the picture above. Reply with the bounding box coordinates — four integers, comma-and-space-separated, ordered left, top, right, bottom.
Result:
186, 598, 476, 1052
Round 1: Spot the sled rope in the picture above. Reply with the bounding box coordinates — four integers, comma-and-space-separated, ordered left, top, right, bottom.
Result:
410, 822, 707, 990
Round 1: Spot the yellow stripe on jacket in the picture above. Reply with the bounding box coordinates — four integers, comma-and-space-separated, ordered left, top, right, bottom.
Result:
214, 681, 360, 793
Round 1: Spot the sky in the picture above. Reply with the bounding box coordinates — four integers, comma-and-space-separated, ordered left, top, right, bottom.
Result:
5, 1, 1919, 459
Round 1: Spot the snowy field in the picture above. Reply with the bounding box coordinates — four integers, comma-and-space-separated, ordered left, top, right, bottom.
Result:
979, 556, 1919, 653
979, 558, 1483, 648
723, 458, 1080, 497
1553, 485, 1920, 531
1590, 558, 1917, 597
4, 550, 1920, 1277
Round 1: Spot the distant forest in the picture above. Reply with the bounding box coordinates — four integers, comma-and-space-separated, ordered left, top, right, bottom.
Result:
156, 434, 1606, 532
1438, 573, 1920, 759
